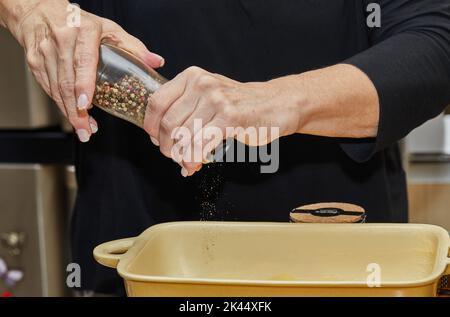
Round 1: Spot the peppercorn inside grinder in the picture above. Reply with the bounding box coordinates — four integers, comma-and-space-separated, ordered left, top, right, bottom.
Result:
93, 44, 219, 164
94, 44, 167, 128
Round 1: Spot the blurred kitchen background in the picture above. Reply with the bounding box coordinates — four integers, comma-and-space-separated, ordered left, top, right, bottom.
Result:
0, 28, 74, 297
0, 27, 449, 296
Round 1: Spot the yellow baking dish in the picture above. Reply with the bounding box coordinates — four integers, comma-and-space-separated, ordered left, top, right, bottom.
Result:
93, 222, 450, 297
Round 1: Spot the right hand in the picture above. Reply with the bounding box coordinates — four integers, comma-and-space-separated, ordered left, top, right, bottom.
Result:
1, 0, 164, 142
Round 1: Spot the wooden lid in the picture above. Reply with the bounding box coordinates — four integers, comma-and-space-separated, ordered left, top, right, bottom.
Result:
290, 202, 366, 223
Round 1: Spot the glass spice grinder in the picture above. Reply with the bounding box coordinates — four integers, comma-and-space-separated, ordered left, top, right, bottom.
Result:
94, 44, 167, 128
93, 44, 221, 163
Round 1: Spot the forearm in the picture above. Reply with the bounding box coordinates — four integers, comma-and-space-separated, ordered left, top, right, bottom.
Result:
286, 64, 379, 139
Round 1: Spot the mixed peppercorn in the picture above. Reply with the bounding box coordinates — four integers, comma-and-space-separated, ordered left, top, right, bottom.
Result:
94, 75, 149, 127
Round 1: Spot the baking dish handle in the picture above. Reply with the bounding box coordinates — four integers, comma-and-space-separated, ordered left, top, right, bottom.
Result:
93, 237, 136, 269
446, 247, 450, 275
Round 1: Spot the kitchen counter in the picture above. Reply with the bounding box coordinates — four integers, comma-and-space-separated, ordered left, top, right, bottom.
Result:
408, 162, 450, 184
0, 128, 74, 164
407, 162, 450, 230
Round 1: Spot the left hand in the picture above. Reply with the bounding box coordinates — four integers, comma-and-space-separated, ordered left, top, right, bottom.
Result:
144, 66, 301, 177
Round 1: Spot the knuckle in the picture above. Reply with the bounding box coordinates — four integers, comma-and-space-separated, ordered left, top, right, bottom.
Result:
160, 116, 175, 134
148, 93, 163, 112
65, 108, 80, 127
159, 142, 172, 158
74, 81, 89, 96
53, 25, 76, 38
143, 118, 156, 136
26, 52, 40, 71
49, 87, 63, 104
107, 20, 120, 29
143, 122, 152, 135
195, 74, 216, 90
37, 39, 51, 55
160, 148, 172, 159
53, 27, 76, 46
186, 66, 201, 76
74, 51, 94, 70
67, 115, 87, 129
207, 90, 225, 106
57, 52, 71, 64
68, 119, 77, 127
67, 116, 79, 127
220, 104, 237, 122
158, 138, 172, 158
58, 79, 75, 97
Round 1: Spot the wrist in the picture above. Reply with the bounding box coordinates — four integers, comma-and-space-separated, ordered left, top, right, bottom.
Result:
267, 75, 313, 137
0, 0, 41, 34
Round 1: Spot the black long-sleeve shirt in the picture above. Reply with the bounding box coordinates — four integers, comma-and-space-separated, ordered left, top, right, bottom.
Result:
74, 0, 450, 293
343, 0, 450, 162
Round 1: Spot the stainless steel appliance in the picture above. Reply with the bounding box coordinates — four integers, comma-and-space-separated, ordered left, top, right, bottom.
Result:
407, 113, 450, 161
0, 26, 73, 297
0, 164, 68, 296
0, 28, 59, 128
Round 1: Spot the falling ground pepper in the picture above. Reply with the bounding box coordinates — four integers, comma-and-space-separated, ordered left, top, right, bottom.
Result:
196, 163, 232, 221
94, 72, 232, 221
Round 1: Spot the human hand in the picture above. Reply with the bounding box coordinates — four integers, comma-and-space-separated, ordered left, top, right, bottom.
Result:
1, 0, 164, 142
144, 66, 300, 176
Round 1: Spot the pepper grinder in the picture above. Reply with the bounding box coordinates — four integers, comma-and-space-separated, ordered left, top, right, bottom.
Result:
94, 44, 167, 128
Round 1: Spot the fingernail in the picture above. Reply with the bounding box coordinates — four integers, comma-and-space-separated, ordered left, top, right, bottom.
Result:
150, 136, 160, 146
181, 168, 188, 177
76, 129, 90, 143
77, 94, 89, 110
89, 118, 98, 134
147, 52, 165, 67
159, 57, 165, 67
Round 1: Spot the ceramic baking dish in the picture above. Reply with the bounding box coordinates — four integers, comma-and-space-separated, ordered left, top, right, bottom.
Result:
94, 222, 450, 297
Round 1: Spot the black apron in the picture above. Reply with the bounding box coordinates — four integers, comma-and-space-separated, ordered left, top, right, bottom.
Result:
73, 0, 407, 294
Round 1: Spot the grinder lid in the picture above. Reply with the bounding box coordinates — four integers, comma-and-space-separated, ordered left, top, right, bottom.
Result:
290, 202, 366, 223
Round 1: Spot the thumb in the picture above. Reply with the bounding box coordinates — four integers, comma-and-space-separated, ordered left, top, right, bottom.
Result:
101, 20, 165, 69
